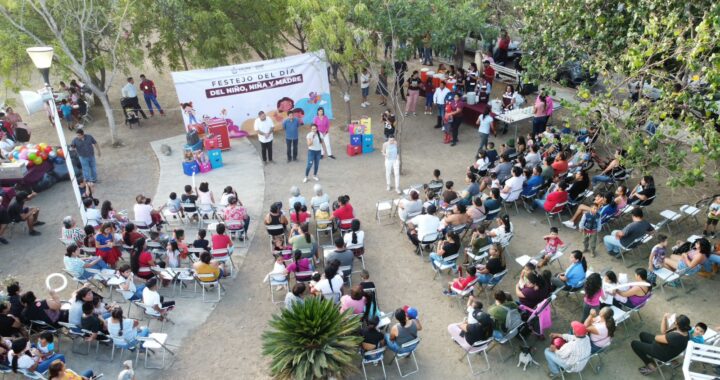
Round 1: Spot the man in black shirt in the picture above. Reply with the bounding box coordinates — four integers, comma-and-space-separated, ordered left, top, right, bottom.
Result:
80, 301, 108, 338
8, 191, 43, 236
181, 185, 198, 213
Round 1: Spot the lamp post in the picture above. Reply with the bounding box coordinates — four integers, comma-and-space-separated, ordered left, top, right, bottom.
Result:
24, 46, 87, 226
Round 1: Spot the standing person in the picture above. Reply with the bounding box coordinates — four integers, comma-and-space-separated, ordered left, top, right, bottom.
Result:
405, 71, 421, 116
433, 81, 451, 129
313, 107, 334, 159
421, 32, 433, 65
532, 95, 548, 138
360, 67, 371, 108
59, 100, 75, 130
394, 59, 407, 101
382, 137, 400, 194
376, 67, 389, 107
495, 29, 511, 64
482, 60, 495, 94
476, 107, 493, 152
282, 110, 300, 162
138, 74, 164, 116
254, 111, 274, 164
448, 93, 464, 146
303, 124, 323, 183
71, 129, 101, 184
120, 77, 148, 119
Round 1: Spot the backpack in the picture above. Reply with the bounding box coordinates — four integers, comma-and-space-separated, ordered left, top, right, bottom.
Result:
502, 305, 523, 333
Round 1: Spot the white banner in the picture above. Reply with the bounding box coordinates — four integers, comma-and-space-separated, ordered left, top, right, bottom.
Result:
171, 50, 333, 136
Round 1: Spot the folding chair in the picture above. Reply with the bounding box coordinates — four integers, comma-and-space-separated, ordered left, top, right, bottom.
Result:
545, 201, 568, 226
136, 332, 175, 369
457, 337, 492, 375
361, 347, 387, 380
338, 219, 355, 235
450, 277, 480, 308
502, 187, 523, 215
161, 208, 184, 226
339, 265, 353, 287
521, 184, 542, 213
679, 204, 701, 225
315, 219, 334, 246
492, 324, 523, 361
559, 358, 589, 380
416, 232, 440, 258
267, 272, 289, 304
653, 266, 694, 301
567, 190, 593, 212
431, 253, 459, 280
449, 223, 469, 237
400, 210, 422, 233
211, 248, 236, 277
657, 209, 682, 233
197, 202, 217, 226
465, 244, 493, 266
375, 200, 394, 224
653, 352, 684, 380
181, 201, 200, 224
389, 338, 421, 377
477, 269, 508, 303
17, 369, 48, 379
225, 220, 248, 247
194, 273, 223, 302
133, 301, 173, 332
617, 233, 652, 268
682, 341, 720, 380
57, 322, 88, 354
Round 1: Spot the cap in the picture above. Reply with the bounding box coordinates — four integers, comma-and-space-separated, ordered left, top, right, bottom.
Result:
552, 337, 566, 349
403, 305, 418, 319
571, 321, 587, 336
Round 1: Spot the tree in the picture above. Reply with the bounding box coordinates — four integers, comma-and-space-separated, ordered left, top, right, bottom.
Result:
519, 0, 720, 189
0, 0, 140, 146
262, 297, 362, 380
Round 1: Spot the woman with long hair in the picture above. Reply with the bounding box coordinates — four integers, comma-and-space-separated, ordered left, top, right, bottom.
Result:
313, 107, 334, 159
582, 273, 603, 321
290, 201, 310, 226
95, 222, 121, 268
9, 338, 65, 374
476, 244, 506, 284
343, 219, 365, 257
584, 307, 615, 354
289, 223, 316, 261
130, 237, 154, 279
488, 214, 513, 243
122, 223, 144, 246
632, 313, 691, 375
48, 359, 95, 380
304, 123, 324, 182
551, 250, 587, 290
613, 268, 652, 308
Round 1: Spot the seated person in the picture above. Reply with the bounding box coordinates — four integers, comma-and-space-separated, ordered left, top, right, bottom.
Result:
428, 232, 460, 268
212, 223, 234, 256
397, 190, 423, 222
564, 192, 612, 229
63, 243, 108, 280
47, 360, 96, 380
475, 244, 506, 284
523, 166, 544, 196
424, 169, 444, 200
439, 204, 470, 233
359, 270, 376, 291
8, 337, 65, 374
566, 171, 590, 201
499, 166, 524, 201
591, 149, 627, 187
613, 268, 652, 308
516, 271, 551, 309
663, 237, 711, 276
603, 208, 654, 257
81, 301, 109, 338
106, 307, 150, 348
703, 195, 720, 238
312, 263, 344, 301
223, 196, 250, 232
551, 250, 587, 291
360, 316, 385, 358
525, 145, 542, 169
332, 195, 355, 230
499, 139, 517, 159
540, 156, 555, 185
568, 147, 591, 173
310, 184, 330, 211
385, 308, 422, 353
443, 266, 478, 295
466, 196, 486, 223
326, 237, 354, 278
8, 191, 42, 236
469, 151, 491, 177
284, 283, 305, 310
193, 251, 225, 281
192, 229, 210, 252
487, 214, 513, 243
447, 311, 494, 350
485, 142, 498, 165
61, 216, 86, 246
531, 181, 568, 212
0, 301, 24, 338
440, 181, 458, 207
340, 285, 366, 315
690, 322, 708, 344
343, 219, 365, 256
315, 203, 332, 229
468, 226, 492, 256
583, 307, 615, 353
487, 291, 518, 338
116, 264, 145, 301
628, 175, 656, 206
406, 205, 441, 248
483, 188, 502, 219
551, 152, 569, 177
264, 202, 289, 238
285, 249, 313, 282
289, 224, 317, 260
95, 222, 122, 268
130, 238, 155, 280
631, 313, 691, 376
288, 186, 306, 208
21, 290, 63, 327
545, 321, 592, 378
142, 278, 175, 319
458, 173, 480, 204
289, 202, 311, 226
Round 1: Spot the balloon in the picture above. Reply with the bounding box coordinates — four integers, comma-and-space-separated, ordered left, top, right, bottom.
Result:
19, 151, 28, 160
38, 143, 47, 150
26, 160, 34, 168
28, 152, 37, 160
53, 157, 64, 165
13, 151, 19, 159
39, 152, 48, 160
49, 151, 57, 159
33, 157, 43, 165
56, 149, 65, 158
45, 146, 53, 153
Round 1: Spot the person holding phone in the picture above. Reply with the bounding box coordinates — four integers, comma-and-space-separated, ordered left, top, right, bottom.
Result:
631, 313, 691, 375
303, 124, 323, 183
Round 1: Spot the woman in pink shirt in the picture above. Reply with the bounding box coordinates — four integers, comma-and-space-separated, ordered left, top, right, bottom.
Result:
582, 273, 604, 321
339, 285, 366, 315
312, 107, 334, 159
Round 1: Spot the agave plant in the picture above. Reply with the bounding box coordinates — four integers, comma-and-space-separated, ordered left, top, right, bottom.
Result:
262, 297, 362, 379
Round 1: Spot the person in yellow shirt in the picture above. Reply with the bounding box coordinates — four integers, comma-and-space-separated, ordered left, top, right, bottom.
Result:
193, 251, 224, 281
315, 203, 332, 229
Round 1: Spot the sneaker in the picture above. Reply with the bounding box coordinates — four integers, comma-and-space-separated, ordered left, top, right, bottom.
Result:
329, 155, 336, 159
442, 290, 455, 296
0, 237, 8, 244
29, 230, 41, 236
413, 112, 417, 116
562, 221, 577, 229
360, 103, 367, 108
303, 177, 308, 183
313, 176, 319, 181
404, 112, 409, 116
33, 221, 46, 226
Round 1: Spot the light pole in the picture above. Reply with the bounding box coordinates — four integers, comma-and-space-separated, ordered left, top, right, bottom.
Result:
23, 46, 87, 226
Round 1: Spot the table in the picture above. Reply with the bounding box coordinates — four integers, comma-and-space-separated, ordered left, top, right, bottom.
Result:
494, 103, 563, 139
156, 268, 195, 297
0, 160, 52, 188
461, 102, 489, 126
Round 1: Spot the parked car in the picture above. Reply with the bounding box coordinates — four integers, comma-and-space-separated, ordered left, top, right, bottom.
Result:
555, 60, 598, 87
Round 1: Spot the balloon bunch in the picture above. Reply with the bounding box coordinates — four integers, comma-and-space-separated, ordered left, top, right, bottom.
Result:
8, 143, 65, 167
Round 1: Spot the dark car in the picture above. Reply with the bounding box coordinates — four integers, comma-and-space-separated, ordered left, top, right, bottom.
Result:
556, 61, 598, 87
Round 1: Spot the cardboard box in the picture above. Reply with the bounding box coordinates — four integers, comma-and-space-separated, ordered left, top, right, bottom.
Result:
0, 162, 27, 179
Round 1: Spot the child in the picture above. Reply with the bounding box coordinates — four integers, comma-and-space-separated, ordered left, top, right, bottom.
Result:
425, 169, 444, 200
444, 266, 478, 295
485, 142, 499, 166
192, 229, 210, 252
690, 322, 708, 344
60, 99, 75, 130
308, 272, 322, 293
703, 196, 720, 238
489, 172, 500, 190
383, 112, 396, 140
173, 229, 189, 260
442, 101, 453, 144
166, 192, 182, 216
165, 240, 181, 268
647, 234, 668, 285
538, 227, 564, 268
579, 204, 602, 257
34, 331, 55, 358
423, 78, 434, 115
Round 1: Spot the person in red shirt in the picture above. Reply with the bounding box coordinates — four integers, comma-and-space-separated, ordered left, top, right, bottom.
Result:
332, 195, 355, 230
495, 29, 511, 64
139, 74, 164, 116
211, 223, 234, 256
131, 238, 156, 280
533, 181, 569, 212
551, 152, 569, 177
444, 266, 478, 295
482, 60, 495, 88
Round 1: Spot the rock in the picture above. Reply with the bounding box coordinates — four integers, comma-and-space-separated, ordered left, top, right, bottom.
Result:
160, 144, 172, 156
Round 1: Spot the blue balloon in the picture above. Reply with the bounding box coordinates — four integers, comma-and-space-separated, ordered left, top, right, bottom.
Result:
13, 151, 19, 159
53, 157, 65, 165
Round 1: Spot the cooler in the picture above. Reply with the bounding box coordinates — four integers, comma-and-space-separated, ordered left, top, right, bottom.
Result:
198, 161, 212, 173
208, 149, 223, 169
426, 71, 435, 84
446, 79, 456, 91
362, 134, 374, 153
183, 161, 200, 176
188, 123, 206, 137
350, 134, 362, 147
420, 68, 429, 82
360, 117, 372, 135
207, 119, 231, 150
203, 136, 220, 151
433, 73, 446, 89
346, 144, 362, 156
465, 92, 477, 105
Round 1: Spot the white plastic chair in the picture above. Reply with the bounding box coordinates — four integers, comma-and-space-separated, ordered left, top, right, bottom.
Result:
431, 253, 459, 280
545, 201, 568, 226
459, 337, 493, 375
375, 200, 394, 224
267, 272, 289, 304
502, 187, 523, 215
390, 338, 421, 377
211, 248, 236, 277
194, 273, 223, 302
361, 346, 387, 380
683, 341, 720, 380
136, 332, 175, 369
416, 232, 440, 257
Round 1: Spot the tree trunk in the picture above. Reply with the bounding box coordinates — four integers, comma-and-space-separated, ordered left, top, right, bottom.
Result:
454, 39, 465, 69
178, 40, 189, 70
97, 92, 119, 146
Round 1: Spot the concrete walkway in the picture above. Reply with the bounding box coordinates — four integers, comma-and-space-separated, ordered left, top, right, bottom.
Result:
67, 135, 264, 378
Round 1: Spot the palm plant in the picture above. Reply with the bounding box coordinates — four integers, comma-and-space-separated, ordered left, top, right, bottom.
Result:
262, 297, 362, 379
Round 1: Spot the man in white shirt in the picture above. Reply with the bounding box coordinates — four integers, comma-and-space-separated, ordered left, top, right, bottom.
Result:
254, 111, 275, 164
545, 321, 591, 378
360, 68, 371, 107
120, 77, 147, 119
406, 205, 441, 249
433, 82, 451, 129
500, 166, 524, 202
476, 108, 493, 152
142, 278, 175, 318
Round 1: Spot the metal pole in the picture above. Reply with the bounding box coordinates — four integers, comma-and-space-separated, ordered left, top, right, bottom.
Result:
45, 88, 87, 226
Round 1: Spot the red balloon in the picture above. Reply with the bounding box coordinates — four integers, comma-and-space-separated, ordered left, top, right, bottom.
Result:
44, 146, 53, 153
26, 160, 35, 168
40, 152, 48, 160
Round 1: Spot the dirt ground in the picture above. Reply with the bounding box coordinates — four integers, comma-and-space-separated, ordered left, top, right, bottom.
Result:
2, 55, 718, 380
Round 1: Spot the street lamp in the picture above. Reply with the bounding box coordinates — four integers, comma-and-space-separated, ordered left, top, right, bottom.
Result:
22, 46, 87, 225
